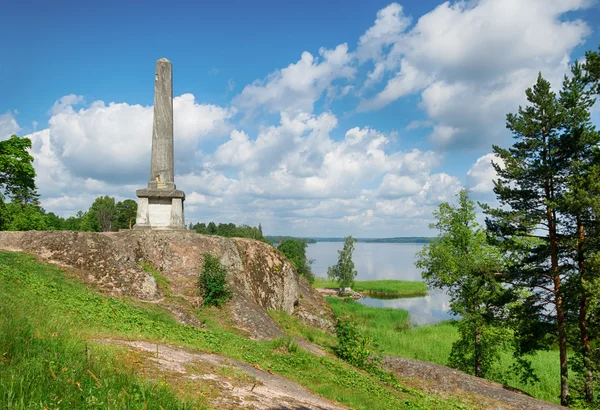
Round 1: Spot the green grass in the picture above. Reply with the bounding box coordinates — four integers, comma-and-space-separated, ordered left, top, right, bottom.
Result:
0, 303, 204, 409
326, 296, 564, 405
313, 277, 428, 297
0, 251, 470, 410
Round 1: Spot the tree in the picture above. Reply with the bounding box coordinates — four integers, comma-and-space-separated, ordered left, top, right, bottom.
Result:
5, 203, 48, 231
0, 135, 39, 229
207, 221, 217, 235
115, 199, 137, 230
416, 190, 507, 378
277, 239, 315, 283
585, 46, 600, 94
327, 235, 358, 289
482, 73, 571, 405
44, 212, 64, 230
0, 135, 38, 205
555, 61, 600, 404
88, 196, 117, 232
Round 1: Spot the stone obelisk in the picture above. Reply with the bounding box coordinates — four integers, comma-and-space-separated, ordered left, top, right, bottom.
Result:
134, 58, 186, 230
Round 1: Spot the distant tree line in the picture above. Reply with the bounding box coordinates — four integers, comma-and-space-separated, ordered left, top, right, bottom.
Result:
189, 221, 265, 241
265, 235, 317, 244
0, 139, 137, 232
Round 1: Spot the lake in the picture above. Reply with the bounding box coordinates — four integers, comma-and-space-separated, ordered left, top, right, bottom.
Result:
306, 242, 454, 325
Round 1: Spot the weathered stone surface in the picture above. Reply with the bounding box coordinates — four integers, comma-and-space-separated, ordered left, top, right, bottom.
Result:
383, 356, 565, 410
150, 58, 174, 185
0, 230, 334, 339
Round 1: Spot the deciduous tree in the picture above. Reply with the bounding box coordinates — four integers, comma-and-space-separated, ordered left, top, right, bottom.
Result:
416, 189, 507, 378
327, 236, 358, 289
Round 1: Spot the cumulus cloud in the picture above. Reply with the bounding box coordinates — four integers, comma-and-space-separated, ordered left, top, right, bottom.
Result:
21, 94, 233, 216
39, 94, 233, 183
357, 0, 592, 149
467, 153, 505, 194
0, 112, 20, 140
233, 44, 355, 115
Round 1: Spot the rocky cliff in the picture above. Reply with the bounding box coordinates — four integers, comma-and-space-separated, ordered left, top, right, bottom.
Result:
0, 230, 333, 339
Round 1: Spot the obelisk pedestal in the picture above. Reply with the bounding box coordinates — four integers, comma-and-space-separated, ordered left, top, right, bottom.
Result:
134, 58, 186, 230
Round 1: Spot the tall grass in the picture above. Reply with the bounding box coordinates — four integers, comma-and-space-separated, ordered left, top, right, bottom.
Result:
0, 302, 201, 409
326, 296, 563, 405
313, 278, 428, 296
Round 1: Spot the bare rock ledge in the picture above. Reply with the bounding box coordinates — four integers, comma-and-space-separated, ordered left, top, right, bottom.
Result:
0, 230, 334, 339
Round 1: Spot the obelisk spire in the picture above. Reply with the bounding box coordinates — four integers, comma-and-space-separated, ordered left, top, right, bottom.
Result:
134, 58, 186, 230
149, 58, 174, 187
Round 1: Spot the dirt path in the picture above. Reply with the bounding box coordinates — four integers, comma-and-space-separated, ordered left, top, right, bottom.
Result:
94, 339, 348, 410
383, 356, 566, 410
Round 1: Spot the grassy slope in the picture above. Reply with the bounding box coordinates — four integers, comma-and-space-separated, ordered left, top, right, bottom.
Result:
0, 251, 469, 410
313, 278, 428, 297
325, 297, 562, 405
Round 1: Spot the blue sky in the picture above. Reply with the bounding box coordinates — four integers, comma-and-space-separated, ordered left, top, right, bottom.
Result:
1, 0, 600, 236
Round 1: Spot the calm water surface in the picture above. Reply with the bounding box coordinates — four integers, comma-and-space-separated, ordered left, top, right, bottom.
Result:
306, 242, 454, 325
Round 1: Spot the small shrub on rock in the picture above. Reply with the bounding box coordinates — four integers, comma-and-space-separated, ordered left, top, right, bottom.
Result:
198, 253, 232, 307
333, 316, 381, 370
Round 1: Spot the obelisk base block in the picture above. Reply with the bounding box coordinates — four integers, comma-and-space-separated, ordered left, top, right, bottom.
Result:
133, 188, 186, 230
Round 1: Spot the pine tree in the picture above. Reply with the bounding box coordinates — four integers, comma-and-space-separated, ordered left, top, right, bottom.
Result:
481, 73, 571, 405
557, 62, 600, 404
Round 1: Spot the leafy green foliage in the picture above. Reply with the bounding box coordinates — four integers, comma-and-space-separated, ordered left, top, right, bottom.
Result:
198, 253, 233, 307
333, 315, 380, 370
0, 135, 38, 205
327, 235, 358, 289
277, 239, 315, 283
116, 199, 137, 230
416, 189, 508, 378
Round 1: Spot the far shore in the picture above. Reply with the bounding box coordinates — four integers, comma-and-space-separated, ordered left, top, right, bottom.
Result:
312, 278, 428, 298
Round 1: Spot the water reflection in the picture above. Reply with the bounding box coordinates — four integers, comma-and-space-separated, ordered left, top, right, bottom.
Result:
307, 242, 454, 325
360, 291, 454, 325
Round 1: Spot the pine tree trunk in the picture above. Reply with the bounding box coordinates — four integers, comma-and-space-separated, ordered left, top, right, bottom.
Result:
474, 326, 482, 378
548, 205, 568, 406
577, 219, 594, 403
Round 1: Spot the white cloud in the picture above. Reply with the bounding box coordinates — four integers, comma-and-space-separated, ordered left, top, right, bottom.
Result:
467, 153, 504, 194
0, 112, 20, 140
41, 94, 233, 183
357, 0, 592, 148
356, 3, 410, 63
22, 94, 233, 216
233, 44, 355, 115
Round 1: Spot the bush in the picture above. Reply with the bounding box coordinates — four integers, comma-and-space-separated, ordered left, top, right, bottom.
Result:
198, 253, 232, 307
333, 316, 380, 370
